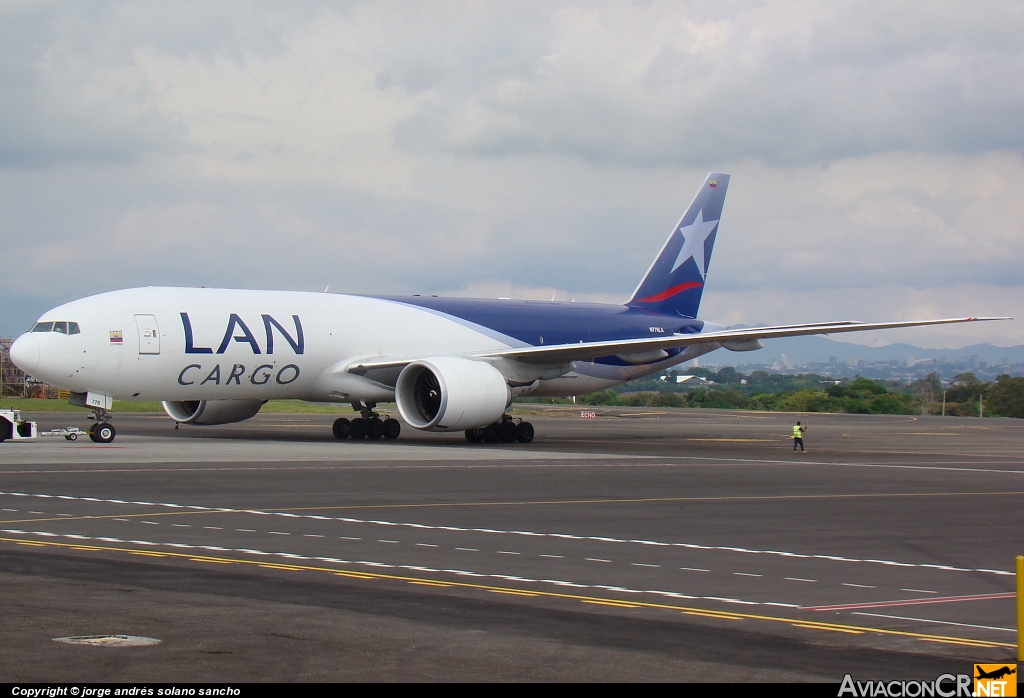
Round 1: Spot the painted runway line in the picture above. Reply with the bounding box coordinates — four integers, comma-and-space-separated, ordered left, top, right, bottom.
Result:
850, 612, 1016, 633
1, 490, 1012, 577
1, 527, 804, 608
3, 512, 975, 597
0, 532, 1011, 652
804, 592, 1016, 612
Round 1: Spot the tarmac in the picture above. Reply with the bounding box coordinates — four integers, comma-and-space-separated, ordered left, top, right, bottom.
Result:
0, 405, 1020, 682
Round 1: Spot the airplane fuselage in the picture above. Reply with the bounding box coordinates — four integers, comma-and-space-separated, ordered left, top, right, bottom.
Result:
12, 287, 723, 404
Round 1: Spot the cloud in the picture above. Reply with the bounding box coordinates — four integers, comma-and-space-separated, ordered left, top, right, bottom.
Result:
0, 1, 340, 169
393, 3, 1024, 166
0, 3, 184, 168
437, 280, 623, 306
709, 152, 1024, 292
701, 282, 1022, 350
1, 1, 1022, 351
7, 2, 1024, 171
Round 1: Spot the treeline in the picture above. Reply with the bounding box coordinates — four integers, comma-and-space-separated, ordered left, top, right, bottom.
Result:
937, 372, 1024, 417
574, 377, 919, 414
521, 371, 1024, 418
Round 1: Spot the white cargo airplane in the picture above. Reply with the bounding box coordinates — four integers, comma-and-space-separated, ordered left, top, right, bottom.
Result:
6, 173, 1006, 444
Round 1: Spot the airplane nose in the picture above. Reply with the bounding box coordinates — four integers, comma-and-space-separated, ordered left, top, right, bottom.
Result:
9, 334, 40, 374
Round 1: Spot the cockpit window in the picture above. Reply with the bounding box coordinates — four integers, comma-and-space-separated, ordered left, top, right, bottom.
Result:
30, 321, 79, 333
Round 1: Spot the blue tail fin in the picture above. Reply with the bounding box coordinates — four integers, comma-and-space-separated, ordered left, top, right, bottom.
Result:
627, 173, 730, 318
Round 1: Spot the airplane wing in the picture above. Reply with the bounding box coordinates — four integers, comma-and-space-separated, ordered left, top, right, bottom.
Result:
345, 316, 1009, 372
471, 316, 1011, 365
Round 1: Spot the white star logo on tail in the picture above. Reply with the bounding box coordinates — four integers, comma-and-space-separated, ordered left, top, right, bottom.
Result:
671, 209, 719, 279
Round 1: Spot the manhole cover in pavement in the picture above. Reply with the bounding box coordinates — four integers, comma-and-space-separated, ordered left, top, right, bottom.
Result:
54, 635, 161, 647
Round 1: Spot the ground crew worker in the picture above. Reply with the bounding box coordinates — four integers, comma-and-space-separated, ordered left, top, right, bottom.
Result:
793, 421, 806, 452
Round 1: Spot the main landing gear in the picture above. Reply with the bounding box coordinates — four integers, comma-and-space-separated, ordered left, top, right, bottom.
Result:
332, 402, 401, 441
87, 408, 116, 444
465, 415, 534, 444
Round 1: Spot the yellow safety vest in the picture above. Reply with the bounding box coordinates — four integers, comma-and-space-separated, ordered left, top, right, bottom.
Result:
792, 425, 803, 438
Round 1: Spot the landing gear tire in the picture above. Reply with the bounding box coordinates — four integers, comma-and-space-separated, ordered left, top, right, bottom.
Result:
383, 419, 401, 440
90, 422, 116, 444
498, 420, 517, 443
332, 418, 351, 439
349, 418, 366, 439
465, 428, 483, 443
366, 418, 385, 440
482, 424, 500, 443
516, 421, 535, 443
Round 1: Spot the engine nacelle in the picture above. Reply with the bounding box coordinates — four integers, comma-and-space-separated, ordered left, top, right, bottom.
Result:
162, 399, 267, 425
396, 357, 510, 432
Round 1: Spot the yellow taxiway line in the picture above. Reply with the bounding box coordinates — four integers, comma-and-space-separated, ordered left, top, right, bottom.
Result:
0, 534, 1012, 650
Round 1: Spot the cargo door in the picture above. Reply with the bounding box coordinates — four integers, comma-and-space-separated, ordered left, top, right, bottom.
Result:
135, 314, 161, 355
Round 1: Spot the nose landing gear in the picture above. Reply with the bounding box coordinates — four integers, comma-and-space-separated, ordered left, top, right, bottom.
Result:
67, 393, 118, 443
87, 407, 116, 443
89, 421, 116, 444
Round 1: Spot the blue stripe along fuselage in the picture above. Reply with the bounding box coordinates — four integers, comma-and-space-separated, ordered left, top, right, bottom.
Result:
370, 296, 705, 366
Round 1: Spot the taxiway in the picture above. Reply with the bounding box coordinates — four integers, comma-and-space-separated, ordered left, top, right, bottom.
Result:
0, 406, 1020, 681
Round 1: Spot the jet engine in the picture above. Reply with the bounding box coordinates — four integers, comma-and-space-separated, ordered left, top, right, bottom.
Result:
395, 357, 510, 432
162, 399, 267, 425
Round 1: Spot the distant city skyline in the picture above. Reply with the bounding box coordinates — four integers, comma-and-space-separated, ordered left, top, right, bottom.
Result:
684, 334, 1024, 383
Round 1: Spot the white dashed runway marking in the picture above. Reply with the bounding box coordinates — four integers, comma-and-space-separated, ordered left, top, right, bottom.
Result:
1, 489, 1016, 634
1, 490, 1011, 577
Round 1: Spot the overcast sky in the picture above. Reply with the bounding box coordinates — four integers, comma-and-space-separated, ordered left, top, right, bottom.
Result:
2, 1, 1022, 349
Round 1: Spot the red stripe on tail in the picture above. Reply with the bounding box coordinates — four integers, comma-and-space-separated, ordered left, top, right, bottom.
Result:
637, 282, 703, 303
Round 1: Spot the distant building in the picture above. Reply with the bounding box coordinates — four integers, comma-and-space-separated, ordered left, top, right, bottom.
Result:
659, 374, 709, 386
0, 338, 27, 397
907, 354, 916, 368
675, 375, 708, 385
